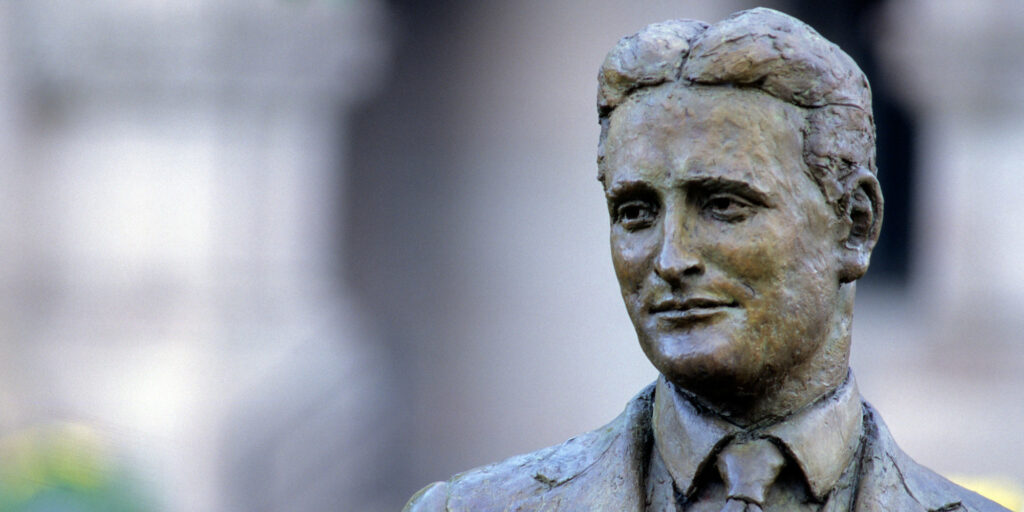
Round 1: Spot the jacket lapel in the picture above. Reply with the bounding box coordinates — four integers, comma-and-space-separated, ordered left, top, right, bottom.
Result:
853, 402, 962, 512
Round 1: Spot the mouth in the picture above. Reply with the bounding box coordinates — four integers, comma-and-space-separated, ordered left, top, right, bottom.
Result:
649, 297, 737, 324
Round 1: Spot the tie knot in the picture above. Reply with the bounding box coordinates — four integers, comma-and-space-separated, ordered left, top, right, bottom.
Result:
716, 438, 785, 507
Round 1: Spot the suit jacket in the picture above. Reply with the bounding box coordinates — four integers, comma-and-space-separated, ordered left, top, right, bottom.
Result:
404, 384, 1009, 512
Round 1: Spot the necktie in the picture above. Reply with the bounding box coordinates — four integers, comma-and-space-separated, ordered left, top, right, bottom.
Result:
716, 438, 785, 512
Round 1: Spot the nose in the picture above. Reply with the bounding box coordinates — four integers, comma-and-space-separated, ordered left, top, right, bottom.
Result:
654, 214, 704, 283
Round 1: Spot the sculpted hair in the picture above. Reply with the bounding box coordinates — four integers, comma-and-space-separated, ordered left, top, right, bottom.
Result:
596, 7, 876, 215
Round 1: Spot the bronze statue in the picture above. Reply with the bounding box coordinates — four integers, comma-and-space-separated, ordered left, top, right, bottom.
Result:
404, 8, 1009, 512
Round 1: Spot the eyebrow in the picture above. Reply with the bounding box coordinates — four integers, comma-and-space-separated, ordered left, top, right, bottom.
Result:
682, 176, 775, 207
604, 179, 654, 200
605, 175, 775, 207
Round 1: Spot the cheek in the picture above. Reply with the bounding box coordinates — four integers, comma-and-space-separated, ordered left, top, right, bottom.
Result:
705, 208, 834, 288
703, 224, 788, 286
610, 231, 659, 294
721, 219, 836, 354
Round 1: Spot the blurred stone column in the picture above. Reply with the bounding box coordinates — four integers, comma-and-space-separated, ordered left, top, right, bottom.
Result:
4, 1, 391, 510
0, 1, 30, 433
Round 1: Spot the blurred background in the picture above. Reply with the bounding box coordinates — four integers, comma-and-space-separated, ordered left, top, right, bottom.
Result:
0, 0, 1021, 510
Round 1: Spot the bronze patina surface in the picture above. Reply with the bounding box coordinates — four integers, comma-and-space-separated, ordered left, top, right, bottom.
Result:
404, 7, 1009, 512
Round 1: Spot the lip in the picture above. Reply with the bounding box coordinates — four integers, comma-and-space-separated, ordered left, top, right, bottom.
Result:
649, 297, 737, 324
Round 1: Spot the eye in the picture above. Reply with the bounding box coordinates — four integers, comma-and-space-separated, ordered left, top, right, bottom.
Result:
615, 199, 658, 230
701, 194, 754, 222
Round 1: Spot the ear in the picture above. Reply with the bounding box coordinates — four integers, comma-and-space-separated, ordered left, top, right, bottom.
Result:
838, 169, 883, 283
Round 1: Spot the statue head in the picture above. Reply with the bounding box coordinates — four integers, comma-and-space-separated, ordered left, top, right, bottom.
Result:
597, 8, 883, 424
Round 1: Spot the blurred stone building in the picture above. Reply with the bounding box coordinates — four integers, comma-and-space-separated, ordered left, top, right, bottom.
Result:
0, 1, 1020, 511
0, 1, 393, 510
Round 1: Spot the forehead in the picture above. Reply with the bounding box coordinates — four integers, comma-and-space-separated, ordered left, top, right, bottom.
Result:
601, 84, 809, 192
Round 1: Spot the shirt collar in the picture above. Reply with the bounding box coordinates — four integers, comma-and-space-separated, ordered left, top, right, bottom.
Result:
652, 372, 863, 501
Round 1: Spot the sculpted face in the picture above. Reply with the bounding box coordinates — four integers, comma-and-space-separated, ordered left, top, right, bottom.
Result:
602, 85, 846, 406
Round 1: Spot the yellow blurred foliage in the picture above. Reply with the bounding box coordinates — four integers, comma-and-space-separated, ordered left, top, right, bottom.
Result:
0, 422, 154, 511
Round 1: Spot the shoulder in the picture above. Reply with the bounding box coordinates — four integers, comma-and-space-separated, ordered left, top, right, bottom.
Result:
856, 401, 1010, 512
403, 481, 448, 512
402, 384, 656, 512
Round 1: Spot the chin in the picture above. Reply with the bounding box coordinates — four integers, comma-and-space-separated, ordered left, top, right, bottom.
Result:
641, 330, 766, 400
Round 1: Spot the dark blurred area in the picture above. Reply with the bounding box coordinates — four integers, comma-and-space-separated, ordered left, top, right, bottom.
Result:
0, 1, 1021, 511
